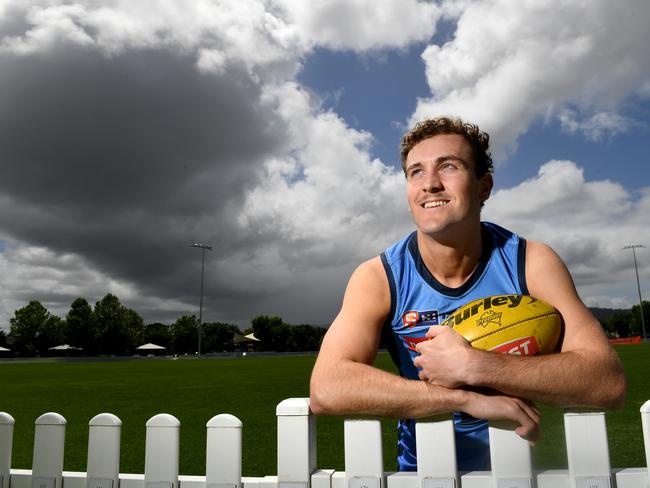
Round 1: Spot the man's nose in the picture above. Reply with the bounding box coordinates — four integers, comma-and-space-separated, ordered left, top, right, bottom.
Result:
422, 171, 442, 192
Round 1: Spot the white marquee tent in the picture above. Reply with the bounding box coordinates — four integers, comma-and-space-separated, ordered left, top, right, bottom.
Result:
136, 343, 166, 350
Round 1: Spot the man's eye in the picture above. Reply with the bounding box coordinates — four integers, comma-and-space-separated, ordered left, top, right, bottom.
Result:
440, 163, 458, 172
408, 169, 423, 178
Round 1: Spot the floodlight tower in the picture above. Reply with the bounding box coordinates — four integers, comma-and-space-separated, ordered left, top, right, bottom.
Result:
191, 243, 212, 356
623, 244, 646, 339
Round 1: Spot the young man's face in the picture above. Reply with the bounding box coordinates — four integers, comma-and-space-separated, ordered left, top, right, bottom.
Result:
404, 134, 493, 237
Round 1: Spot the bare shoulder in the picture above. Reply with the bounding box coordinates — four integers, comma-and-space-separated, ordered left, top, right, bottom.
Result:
525, 240, 575, 300
343, 256, 391, 307
317, 256, 391, 364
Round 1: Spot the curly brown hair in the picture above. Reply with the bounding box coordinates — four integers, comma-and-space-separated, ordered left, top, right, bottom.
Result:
400, 117, 494, 177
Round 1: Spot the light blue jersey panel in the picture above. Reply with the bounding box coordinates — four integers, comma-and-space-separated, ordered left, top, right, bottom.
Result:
380, 222, 528, 472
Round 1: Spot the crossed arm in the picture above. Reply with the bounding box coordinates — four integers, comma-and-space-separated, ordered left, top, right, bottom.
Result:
413, 241, 627, 409
310, 256, 542, 440
310, 240, 627, 442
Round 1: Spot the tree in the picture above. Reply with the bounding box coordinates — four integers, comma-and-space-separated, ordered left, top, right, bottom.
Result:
0, 328, 8, 348
601, 311, 631, 338
66, 297, 96, 353
144, 323, 172, 348
124, 308, 145, 350
9, 301, 60, 356
291, 324, 326, 351
94, 294, 143, 355
630, 300, 650, 338
37, 315, 66, 355
171, 315, 198, 354
203, 322, 240, 352
251, 315, 283, 351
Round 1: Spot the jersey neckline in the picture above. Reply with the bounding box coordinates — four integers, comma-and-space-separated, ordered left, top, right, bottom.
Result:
407, 224, 494, 297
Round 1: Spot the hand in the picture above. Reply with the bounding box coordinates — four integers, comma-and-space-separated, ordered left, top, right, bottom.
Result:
461, 389, 541, 444
413, 325, 476, 388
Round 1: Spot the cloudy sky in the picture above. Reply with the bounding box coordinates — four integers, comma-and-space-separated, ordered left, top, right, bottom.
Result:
1, 0, 649, 329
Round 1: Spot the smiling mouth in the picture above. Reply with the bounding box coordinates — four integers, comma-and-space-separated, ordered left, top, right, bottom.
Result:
422, 200, 449, 208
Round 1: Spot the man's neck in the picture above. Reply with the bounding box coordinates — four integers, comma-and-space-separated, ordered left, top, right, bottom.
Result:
416, 224, 484, 289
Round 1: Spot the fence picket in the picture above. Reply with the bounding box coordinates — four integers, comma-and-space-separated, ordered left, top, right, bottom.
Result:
276, 398, 315, 488
206, 414, 242, 488
487, 420, 533, 488
344, 419, 383, 488
32, 413, 66, 488
640, 400, 650, 488
564, 410, 611, 488
0, 412, 14, 488
87, 413, 121, 488
415, 415, 457, 488
144, 414, 180, 488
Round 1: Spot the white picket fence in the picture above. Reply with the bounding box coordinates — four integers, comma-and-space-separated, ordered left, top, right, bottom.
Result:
2, 399, 650, 488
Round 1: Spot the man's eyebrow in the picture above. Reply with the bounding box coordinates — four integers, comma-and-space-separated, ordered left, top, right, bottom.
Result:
406, 155, 470, 169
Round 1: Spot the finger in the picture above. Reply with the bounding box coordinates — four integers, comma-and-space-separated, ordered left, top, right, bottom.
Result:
521, 397, 541, 416
517, 399, 541, 423
513, 408, 540, 443
425, 325, 449, 338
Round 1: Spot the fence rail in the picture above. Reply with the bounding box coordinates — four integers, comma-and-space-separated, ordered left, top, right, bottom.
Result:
2, 398, 650, 488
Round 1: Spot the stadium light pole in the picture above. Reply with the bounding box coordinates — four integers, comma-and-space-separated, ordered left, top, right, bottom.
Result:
191, 243, 212, 356
623, 244, 646, 339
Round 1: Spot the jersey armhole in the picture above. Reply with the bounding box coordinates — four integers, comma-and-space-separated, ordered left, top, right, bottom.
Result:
380, 252, 402, 372
517, 237, 529, 295
380, 252, 397, 322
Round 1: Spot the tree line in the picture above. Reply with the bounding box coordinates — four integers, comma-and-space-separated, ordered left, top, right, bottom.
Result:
1, 296, 647, 357
0, 294, 327, 357
598, 301, 649, 338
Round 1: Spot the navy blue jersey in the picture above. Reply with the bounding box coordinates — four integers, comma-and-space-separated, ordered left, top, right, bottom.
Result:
380, 222, 528, 471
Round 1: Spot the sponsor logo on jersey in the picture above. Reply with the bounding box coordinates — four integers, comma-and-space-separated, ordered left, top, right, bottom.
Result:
402, 311, 419, 327
490, 336, 540, 356
441, 294, 532, 328
401, 309, 439, 328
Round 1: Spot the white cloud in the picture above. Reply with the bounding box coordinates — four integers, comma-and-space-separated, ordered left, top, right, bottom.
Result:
275, 0, 441, 50
484, 160, 650, 307
557, 110, 636, 142
412, 0, 650, 157
0, 240, 194, 329
1, 0, 443, 78
237, 81, 410, 273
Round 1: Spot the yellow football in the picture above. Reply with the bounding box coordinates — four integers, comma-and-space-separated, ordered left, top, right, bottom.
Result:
441, 295, 562, 355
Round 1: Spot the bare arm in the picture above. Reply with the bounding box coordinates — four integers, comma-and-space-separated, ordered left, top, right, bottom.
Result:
415, 241, 627, 409
310, 257, 542, 439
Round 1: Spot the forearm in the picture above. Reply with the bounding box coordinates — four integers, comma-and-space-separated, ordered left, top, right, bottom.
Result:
466, 349, 627, 409
310, 359, 466, 418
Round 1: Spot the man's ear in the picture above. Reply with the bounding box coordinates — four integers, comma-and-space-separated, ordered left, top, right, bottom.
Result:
480, 173, 493, 203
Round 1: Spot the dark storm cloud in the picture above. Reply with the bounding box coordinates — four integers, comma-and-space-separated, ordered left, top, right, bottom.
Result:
0, 39, 289, 315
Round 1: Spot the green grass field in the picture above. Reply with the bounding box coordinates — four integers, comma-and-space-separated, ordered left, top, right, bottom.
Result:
1, 345, 649, 476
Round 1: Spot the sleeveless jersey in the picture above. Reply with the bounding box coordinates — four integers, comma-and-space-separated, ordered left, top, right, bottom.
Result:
380, 222, 528, 471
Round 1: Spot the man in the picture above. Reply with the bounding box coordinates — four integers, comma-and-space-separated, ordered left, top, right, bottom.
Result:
309, 117, 626, 471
